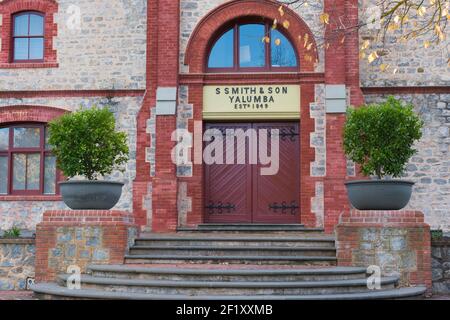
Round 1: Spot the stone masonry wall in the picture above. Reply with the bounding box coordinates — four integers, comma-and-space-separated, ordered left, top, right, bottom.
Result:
0, 239, 35, 291
432, 238, 450, 294
359, 0, 449, 87
0, 0, 147, 91
180, 0, 325, 73
0, 95, 144, 231
364, 94, 450, 231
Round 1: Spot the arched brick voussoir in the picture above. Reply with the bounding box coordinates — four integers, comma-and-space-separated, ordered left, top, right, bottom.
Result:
184, 0, 319, 73
0, 105, 68, 124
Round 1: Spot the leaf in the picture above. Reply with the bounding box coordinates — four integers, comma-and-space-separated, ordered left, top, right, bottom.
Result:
340, 35, 346, 44
320, 13, 330, 25
424, 40, 431, 48
380, 63, 389, 72
306, 42, 313, 51
304, 33, 309, 47
272, 19, 278, 29
361, 39, 370, 50
282, 20, 290, 29
278, 5, 285, 17
368, 51, 379, 63
417, 6, 427, 17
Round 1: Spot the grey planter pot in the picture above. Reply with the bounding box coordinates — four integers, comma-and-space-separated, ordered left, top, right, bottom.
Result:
59, 181, 124, 210
345, 180, 414, 211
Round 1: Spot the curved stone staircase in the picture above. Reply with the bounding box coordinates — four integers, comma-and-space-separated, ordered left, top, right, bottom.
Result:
32, 225, 426, 300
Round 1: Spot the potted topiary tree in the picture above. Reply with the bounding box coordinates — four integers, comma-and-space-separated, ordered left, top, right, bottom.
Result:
48, 106, 129, 210
343, 96, 423, 210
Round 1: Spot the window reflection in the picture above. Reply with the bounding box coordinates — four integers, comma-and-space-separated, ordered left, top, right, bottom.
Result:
207, 22, 298, 71
208, 29, 234, 68
271, 29, 297, 67
239, 24, 265, 68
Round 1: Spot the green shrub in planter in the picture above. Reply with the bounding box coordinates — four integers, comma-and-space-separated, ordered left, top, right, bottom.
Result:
343, 96, 423, 179
343, 96, 423, 210
48, 107, 129, 210
48, 106, 129, 180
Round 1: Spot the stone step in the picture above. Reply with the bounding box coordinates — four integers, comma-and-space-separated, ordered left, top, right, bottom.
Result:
32, 283, 426, 300
124, 254, 337, 266
177, 225, 325, 234
134, 235, 335, 248
199, 224, 305, 229
56, 274, 399, 295
128, 245, 336, 257
87, 265, 367, 282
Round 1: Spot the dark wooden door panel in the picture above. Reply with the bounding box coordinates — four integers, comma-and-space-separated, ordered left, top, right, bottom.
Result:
204, 122, 300, 224
252, 123, 300, 223
204, 123, 252, 223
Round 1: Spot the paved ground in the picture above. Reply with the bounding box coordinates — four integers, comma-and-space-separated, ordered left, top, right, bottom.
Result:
0, 291, 448, 300
0, 291, 36, 300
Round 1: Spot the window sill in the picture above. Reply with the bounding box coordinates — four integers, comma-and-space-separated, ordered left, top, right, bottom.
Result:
0, 195, 62, 201
0, 62, 59, 69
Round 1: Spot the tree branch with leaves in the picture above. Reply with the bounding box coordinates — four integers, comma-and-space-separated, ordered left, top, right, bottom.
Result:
273, 0, 449, 70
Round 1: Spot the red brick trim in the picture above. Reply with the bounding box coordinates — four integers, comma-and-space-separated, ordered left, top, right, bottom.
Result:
0, 105, 67, 123
0, 0, 58, 67
179, 72, 325, 85
0, 89, 146, 99
42, 210, 135, 224
0, 195, 61, 201
362, 86, 450, 95
184, 0, 318, 73
0, 62, 58, 69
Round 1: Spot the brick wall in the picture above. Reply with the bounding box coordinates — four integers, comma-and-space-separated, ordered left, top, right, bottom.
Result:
336, 210, 432, 292
35, 210, 137, 282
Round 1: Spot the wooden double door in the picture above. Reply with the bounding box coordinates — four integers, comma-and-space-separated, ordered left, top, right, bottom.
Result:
204, 122, 300, 224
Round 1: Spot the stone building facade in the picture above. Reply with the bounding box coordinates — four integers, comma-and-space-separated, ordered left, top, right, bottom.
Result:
0, 0, 448, 235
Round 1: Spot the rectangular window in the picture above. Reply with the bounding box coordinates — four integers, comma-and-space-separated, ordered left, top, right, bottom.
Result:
13, 127, 41, 148
44, 156, 56, 194
0, 156, 7, 194
13, 153, 41, 191
29, 38, 44, 60
3, 124, 57, 195
13, 38, 29, 61
0, 128, 8, 150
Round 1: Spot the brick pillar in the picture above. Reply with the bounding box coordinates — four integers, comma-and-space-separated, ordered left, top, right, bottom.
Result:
336, 210, 432, 294
323, 0, 364, 233
35, 211, 137, 282
151, 0, 180, 232
132, 0, 158, 229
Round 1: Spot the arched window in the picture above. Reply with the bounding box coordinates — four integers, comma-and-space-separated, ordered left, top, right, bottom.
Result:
12, 11, 45, 62
207, 22, 298, 72
0, 124, 57, 195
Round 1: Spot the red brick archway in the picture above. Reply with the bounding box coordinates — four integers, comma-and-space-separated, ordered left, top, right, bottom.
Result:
0, 105, 67, 124
179, 0, 322, 228
184, 0, 319, 73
